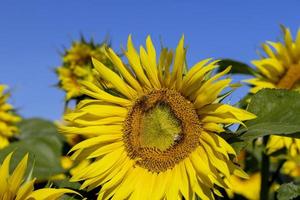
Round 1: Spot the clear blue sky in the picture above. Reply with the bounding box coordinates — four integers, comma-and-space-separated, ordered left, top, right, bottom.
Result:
1, 0, 299, 120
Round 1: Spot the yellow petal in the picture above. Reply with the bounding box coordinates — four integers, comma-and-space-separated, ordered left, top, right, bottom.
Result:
202, 123, 225, 133
170, 35, 185, 90
16, 179, 35, 200
152, 170, 171, 200
198, 103, 256, 121
9, 154, 29, 195
178, 162, 189, 200
166, 166, 180, 200
106, 48, 143, 93
182, 58, 214, 91
92, 57, 137, 99
25, 188, 79, 200
70, 134, 122, 152
202, 142, 230, 178
194, 79, 231, 109
111, 168, 139, 200
72, 148, 124, 181
79, 104, 128, 118
80, 81, 132, 106
140, 45, 161, 89
73, 116, 123, 126
124, 35, 152, 88
146, 36, 158, 74
0, 152, 13, 194
87, 142, 124, 158
185, 158, 211, 200
60, 125, 122, 136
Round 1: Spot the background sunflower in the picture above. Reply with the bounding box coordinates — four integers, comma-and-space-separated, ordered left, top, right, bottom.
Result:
56, 37, 114, 102
0, 84, 21, 149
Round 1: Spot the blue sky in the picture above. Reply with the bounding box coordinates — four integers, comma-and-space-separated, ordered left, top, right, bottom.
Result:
0, 0, 299, 120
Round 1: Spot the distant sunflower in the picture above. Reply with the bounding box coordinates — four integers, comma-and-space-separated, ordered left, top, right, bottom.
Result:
0, 84, 21, 149
246, 26, 300, 156
56, 39, 112, 100
61, 35, 255, 200
0, 152, 78, 200
267, 135, 300, 156
227, 172, 261, 200
282, 156, 300, 177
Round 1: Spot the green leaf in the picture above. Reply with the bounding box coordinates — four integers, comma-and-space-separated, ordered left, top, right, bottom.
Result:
217, 59, 256, 75
0, 118, 65, 180
53, 178, 81, 190
238, 89, 300, 141
277, 182, 300, 200
18, 118, 65, 141
60, 195, 83, 200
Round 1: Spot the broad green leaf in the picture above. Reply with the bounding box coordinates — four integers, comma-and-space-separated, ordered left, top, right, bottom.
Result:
277, 182, 300, 200
54, 179, 83, 200
0, 118, 65, 180
238, 89, 300, 140
0, 136, 64, 180
53, 178, 81, 190
217, 59, 256, 75
60, 196, 83, 200
18, 118, 65, 141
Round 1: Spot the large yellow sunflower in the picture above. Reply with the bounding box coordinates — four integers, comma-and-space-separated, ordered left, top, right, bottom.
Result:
246, 26, 300, 156
0, 84, 21, 149
61, 35, 255, 200
0, 152, 78, 200
56, 40, 112, 100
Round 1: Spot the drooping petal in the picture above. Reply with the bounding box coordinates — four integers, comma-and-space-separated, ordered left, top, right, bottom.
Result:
124, 35, 152, 88
106, 48, 143, 93
170, 35, 185, 90
25, 188, 79, 200
92, 57, 137, 99
8, 154, 29, 196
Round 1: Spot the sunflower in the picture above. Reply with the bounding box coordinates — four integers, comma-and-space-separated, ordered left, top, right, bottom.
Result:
0, 152, 78, 200
246, 26, 300, 156
60, 35, 256, 200
56, 39, 112, 100
0, 84, 21, 149
267, 135, 300, 156
56, 66, 94, 100
226, 172, 261, 200
282, 156, 300, 177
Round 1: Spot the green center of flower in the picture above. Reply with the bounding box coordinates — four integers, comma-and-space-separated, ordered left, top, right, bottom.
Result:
123, 89, 202, 172
140, 103, 181, 151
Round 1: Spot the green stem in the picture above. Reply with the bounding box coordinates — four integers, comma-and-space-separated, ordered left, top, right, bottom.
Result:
269, 159, 286, 186
260, 136, 270, 200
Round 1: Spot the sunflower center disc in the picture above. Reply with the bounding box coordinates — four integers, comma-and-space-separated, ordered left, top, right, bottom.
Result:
123, 89, 202, 172
140, 103, 181, 151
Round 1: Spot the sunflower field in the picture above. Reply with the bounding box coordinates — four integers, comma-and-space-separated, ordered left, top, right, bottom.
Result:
1, 2, 300, 199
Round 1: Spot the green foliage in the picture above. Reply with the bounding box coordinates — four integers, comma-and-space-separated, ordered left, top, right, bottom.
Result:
227, 89, 300, 152
239, 89, 300, 140
277, 182, 300, 200
0, 118, 65, 180
217, 59, 256, 75
53, 178, 81, 190
18, 118, 65, 141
